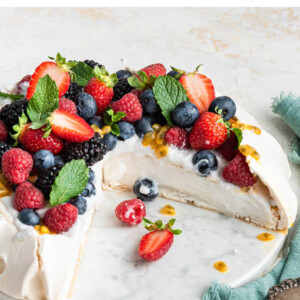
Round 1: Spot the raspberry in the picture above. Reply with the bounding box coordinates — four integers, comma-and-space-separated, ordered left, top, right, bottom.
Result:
115, 199, 146, 226
165, 127, 189, 149
13, 74, 32, 95
222, 152, 257, 187
2, 148, 33, 184
59, 98, 77, 114
0, 120, 7, 141
130, 89, 143, 99
217, 131, 238, 161
44, 203, 78, 233
111, 93, 143, 122
14, 181, 45, 211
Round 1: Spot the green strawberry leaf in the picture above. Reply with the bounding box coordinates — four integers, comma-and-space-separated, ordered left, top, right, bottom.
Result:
70, 62, 94, 86
171, 229, 183, 235
27, 75, 59, 123
153, 75, 189, 125
103, 108, 126, 137
231, 127, 243, 147
111, 124, 120, 136
127, 71, 157, 90
49, 159, 89, 206
0, 91, 24, 100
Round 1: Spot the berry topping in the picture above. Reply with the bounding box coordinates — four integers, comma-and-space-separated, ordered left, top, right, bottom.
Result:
192, 150, 218, 176
116, 70, 132, 80
115, 199, 146, 226
222, 152, 257, 187
64, 81, 82, 101
14, 181, 45, 211
112, 78, 134, 102
141, 63, 167, 79
217, 131, 239, 161
2, 148, 33, 184
164, 127, 189, 149
111, 93, 143, 122
0, 120, 7, 141
88, 168, 95, 183
68, 195, 87, 215
34, 150, 55, 170
18, 209, 40, 226
88, 116, 104, 129
0, 141, 10, 168
81, 181, 96, 197
133, 178, 159, 201
189, 112, 227, 150
13, 75, 32, 95
172, 101, 199, 128
102, 133, 117, 151
44, 203, 78, 234
84, 59, 102, 69
74, 92, 97, 120
209, 96, 236, 121
140, 89, 160, 114
54, 155, 65, 166
135, 116, 155, 137
167, 70, 180, 78
117, 121, 136, 140
58, 98, 77, 114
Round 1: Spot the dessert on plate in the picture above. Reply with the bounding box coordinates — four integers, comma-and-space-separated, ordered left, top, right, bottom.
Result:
0, 54, 297, 300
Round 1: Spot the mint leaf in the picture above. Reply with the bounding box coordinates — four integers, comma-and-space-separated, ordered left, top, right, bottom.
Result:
103, 108, 126, 136
231, 128, 243, 147
0, 91, 24, 100
49, 159, 89, 206
153, 75, 189, 124
27, 75, 59, 123
71, 62, 94, 86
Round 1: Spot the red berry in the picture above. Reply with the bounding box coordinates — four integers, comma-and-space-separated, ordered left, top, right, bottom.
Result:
111, 93, 143, 122
14, 181, 45, 211
50, 109, 95, 143
217, 131, 238, 161
14, 74, 32, 95
222, 152, 257, 187
138, 230, 174, 262
140, 63, 167, 78
59, 98, 77, 114
165, 127, 189, 149
0, 120, 7, 141
26, 61, 70, 99
179, 73, 215, 114
115, 199, 146, 226
44, 203, 78, 234
20, 124, 63, 154
189, 112, 227, 150
130, 89, 143, 99
2, 148, 33, 184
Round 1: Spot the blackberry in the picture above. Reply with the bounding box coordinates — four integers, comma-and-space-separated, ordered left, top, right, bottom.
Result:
112, 78, 133, 102
0, 99, 28, 133
84, 60, 102, 69
62, 133, 107, 166
0, 141, 10, 167
64, 81, 82, 101
35, 164, 63, 200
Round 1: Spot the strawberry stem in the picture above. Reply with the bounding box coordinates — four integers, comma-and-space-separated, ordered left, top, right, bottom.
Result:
142, 217, 182, 235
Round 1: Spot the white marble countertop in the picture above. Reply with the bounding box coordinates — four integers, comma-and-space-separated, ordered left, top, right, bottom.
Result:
0, 7, 299, 300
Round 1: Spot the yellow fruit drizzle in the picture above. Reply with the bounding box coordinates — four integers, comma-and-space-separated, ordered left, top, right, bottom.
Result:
160, 204, 176, 216
239, 144, 260, 161
257, 233, 275, 241
230, 119, 261, 135
214, 261, 229, 273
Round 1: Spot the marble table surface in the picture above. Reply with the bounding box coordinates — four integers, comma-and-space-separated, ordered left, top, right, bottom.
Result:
0, 7, 299, 300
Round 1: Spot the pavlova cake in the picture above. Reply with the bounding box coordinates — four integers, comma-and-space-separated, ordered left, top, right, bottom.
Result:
0, 54, 297, 300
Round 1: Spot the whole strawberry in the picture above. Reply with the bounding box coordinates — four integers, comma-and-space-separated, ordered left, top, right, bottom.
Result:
2, 148, 33, 184
14, 181, 45, 211
222, 152, 257, 187
140, 63, 166, 79
59, 98, 77, 114
111, 93, 143, 122
115, 199, 146, 226
165, 127, 189, 149
138, 218, 182, 262
84, 66, 118, 114
44, 203, 78, 233
189, 112, 227, 150
0, 120, 7, 141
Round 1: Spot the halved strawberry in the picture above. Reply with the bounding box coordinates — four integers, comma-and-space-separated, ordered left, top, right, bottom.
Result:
49, 109, 94, 143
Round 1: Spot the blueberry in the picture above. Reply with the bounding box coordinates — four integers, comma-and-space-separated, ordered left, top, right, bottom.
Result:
74, 92, 97, 120
18, 209, 40, 226
88, 116, 104, 129
135, 116, 155, 137
208, 96, 236, 121
12, 184, 18, 192
192, 150, 218, 176
172, 102, 199, 128
102, 133, 117, 151
88, 168, 95, 183
82, 181, 96, 197
167, 70, 181, 79
117, 121, 135, 140
69, 195, 87, 215
34, 150, 55, 170
140, 89, 160, 114
116, 70, 132, 80
133, 178, 159, 201
54, 155, 65, 166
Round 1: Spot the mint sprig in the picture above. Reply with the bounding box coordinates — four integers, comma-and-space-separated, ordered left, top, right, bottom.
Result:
103, 108, 126, 136
127, 71, 157, 90
152, 75, 189, 125
70, 62, 94, 86
142, 218, 182, 235
49, 159, 89, 206
0, 91, 24, 100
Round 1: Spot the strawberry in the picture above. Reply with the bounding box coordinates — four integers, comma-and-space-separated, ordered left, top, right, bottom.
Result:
217, 131, 239, 161
189, 112, 227, 150
49, 109, 95, 143
111, 93, 143, 122
26, 53, 73, 100
0, 120, 7, 141
140, 63, 166, 79
222, 152, 257, 187
84, 66, 118, 114
138, 218, 182, 262
164, 127, 189, 149
59, 98, 77, 114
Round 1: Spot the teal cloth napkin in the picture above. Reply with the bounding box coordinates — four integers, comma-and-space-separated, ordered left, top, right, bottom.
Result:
202, 221, 300, 300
